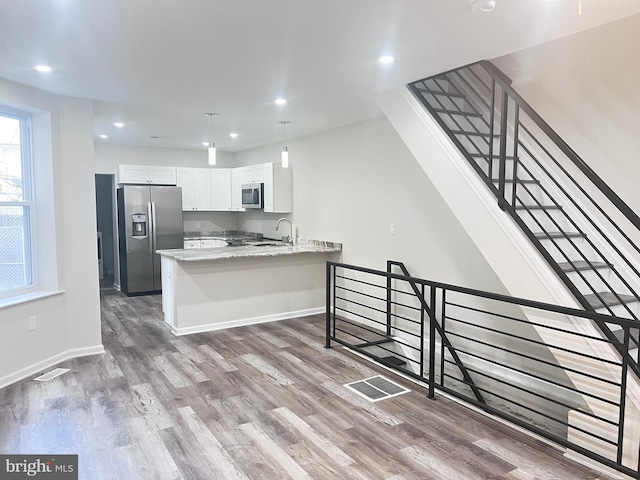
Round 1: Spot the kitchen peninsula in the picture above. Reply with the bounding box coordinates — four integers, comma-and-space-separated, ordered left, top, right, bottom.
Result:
157, 239, 342, 335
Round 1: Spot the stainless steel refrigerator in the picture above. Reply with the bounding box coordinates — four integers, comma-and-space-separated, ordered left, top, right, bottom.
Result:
117, 185, 183, 296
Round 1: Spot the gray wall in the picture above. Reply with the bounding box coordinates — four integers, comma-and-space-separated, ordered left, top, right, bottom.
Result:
237, 116, 510, 292
492, 13, 640, 215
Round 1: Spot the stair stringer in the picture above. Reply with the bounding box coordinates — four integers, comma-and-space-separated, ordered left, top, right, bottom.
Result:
377, 86, 579, 319
377, 86, 640, 472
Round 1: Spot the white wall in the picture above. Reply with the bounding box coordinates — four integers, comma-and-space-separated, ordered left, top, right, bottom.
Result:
0, 80, 102, 387
95, 118, 509, 291
94, 142, 237, 174
236, 116, 510, 291
492, 13, 640, 215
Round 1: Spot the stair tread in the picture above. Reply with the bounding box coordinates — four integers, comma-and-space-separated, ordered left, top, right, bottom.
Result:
584, 292, 638, 308
432, 108, 482, 118
451, 130, 496, 137
515, 205, 561, 210
558, 261, 610, 272
491, 178, 539, 185
535, 231, 585, 239
471, 154, 516, 159
415, 86, 465, 98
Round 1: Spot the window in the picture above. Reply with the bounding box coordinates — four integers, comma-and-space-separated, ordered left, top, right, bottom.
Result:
0, 109, 34, 296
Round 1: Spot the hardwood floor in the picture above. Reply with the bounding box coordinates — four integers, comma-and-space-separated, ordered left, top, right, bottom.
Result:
0, 291, 610, 479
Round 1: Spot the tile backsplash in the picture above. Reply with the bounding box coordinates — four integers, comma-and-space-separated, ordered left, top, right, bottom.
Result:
182, 212, 238, 234
182, 211, 294, 240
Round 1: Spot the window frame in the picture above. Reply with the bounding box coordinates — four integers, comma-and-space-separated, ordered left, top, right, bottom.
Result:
0, 106, 37, 298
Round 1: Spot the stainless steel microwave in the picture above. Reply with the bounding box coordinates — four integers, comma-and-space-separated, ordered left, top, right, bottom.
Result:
241, 182, 264, 209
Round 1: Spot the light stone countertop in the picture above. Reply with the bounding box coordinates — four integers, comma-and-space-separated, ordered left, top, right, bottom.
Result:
157, 238, 342, 262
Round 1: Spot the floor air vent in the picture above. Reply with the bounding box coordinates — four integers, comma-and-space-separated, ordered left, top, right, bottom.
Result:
344, 375, 410, 402
33, 368, 70, 382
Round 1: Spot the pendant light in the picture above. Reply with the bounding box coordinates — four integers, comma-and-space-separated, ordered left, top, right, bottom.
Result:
279, 121, 290, 168
205, 113, 217, 165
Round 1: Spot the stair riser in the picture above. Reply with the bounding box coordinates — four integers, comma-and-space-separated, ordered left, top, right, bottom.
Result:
519, 208, 570, 234
509, 184, 551, 207
479, 160, 534, 183
423, 78, 454, 94
456, 132, 501, 156
537, 236, 602, 264
425, 94, 473, 114
596, 301, 640, 320
440, 114, 488, 134
564, 269, 630, 300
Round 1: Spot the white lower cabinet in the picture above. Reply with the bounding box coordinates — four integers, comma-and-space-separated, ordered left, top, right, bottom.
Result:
200, 239, 226, 248
184, 239, 226, 249
184, 240, 201, 249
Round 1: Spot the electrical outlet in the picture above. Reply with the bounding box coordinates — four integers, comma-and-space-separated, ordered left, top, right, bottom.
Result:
28, 315, 36, 331
195, 221, 201, 228
390, 223, 396, 235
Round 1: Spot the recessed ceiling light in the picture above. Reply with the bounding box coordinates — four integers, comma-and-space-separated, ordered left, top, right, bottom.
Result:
229, 133, 238, 138
35, 65, 52, 73
470, 0, 496, 12
114, 122, 124, 128
99, 134, 108, 139
378, 56, 394, 64
202, 141, 210, 146
275, 98, 287, 106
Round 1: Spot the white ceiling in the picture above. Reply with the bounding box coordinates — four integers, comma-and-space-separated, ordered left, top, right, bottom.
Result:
0, 0, 639, 153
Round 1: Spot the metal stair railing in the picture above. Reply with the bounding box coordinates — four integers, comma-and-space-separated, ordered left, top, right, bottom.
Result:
408, 61, 640, 377
325, 259, 640, 479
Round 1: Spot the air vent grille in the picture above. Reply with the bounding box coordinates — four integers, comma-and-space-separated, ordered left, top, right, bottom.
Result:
344, 375, 410, 402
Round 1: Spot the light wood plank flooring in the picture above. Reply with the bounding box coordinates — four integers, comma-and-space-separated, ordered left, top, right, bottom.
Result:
0, 291, 610, 479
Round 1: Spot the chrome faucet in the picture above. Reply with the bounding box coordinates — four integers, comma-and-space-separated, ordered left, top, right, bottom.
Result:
275, 217, 293, 245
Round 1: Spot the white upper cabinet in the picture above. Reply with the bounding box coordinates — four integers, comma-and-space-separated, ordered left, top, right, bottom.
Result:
176, 168, 194, 210
263, 162, 292, 213
119, 163, 290, 213
243, 164, 264, 184
231, 167, 245, 211
149, 166, 178, 185
176, 167, 212, 211
119, 164, 177, 185
193, 168, 213, 210
211, 168, 232, 211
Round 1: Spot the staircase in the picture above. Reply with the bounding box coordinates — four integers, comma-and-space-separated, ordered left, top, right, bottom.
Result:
371, 60, 640, 476
407, 61, 640, 370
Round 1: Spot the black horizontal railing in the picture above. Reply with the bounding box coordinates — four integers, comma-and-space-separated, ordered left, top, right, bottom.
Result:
408, 61, 640, 376
326, 260, 640, 479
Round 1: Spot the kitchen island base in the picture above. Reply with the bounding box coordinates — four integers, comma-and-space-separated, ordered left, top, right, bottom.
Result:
161, 250, 340, 336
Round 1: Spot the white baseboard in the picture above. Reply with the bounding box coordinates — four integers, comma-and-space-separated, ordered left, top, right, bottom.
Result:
170, 307, 325, 336
564, 450, 629, 480
0, 344, 105, 390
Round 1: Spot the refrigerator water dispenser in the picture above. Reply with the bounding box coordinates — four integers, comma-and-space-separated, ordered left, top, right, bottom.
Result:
132, 213, 148, 237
